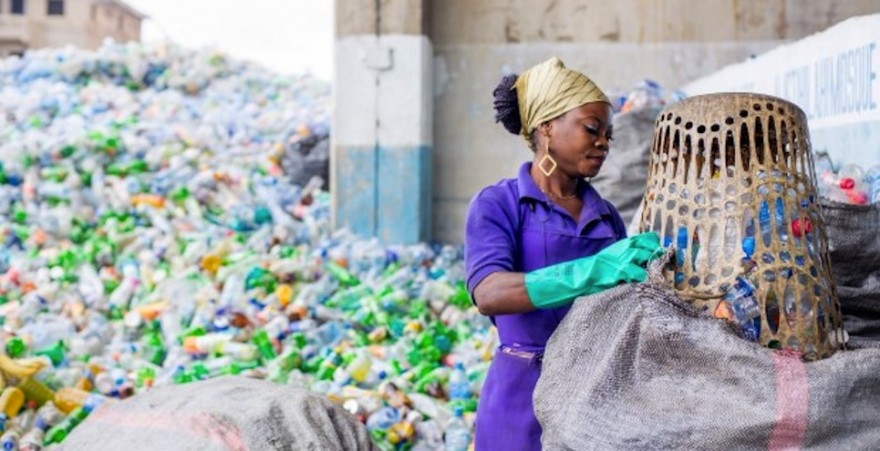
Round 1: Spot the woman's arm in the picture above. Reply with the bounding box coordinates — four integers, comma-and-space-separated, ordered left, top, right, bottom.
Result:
472, 272, 536, 316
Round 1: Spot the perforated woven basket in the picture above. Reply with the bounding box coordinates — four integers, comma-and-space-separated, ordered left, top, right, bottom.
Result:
638, 93, 843, 359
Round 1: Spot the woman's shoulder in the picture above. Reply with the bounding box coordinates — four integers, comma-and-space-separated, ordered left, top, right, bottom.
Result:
471, 177, 519, 203
468, 177, 520, 214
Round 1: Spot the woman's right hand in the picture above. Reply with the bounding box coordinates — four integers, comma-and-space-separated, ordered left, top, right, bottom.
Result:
525, 232, 663, 309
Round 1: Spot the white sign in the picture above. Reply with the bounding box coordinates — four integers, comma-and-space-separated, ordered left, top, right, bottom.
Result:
683, 14, 880, 167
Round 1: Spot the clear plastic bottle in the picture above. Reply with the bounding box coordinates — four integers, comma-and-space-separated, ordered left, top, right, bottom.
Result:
19, 428, 43, 451
675, 226, 688, 273
758, 200, 774, 247
0, 428, 20, 450
366, 406, 400, 432
865, 164, 880, 204
448, 363, 471, 401
774, 197, 788, 246
444, 406, 470, 451
818, 170, 849, 203
820, 170, 868, 204
721, 277, 761, 341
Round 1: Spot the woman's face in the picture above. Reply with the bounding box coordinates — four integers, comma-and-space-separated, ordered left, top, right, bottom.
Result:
544, 102, 613, 179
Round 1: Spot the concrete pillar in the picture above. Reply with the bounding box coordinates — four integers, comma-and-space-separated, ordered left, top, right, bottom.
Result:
333, 0, 432, 244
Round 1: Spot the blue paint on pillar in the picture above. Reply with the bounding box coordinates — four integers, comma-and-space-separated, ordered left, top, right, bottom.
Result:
336, 145, 378, 238
809, 121, 880, 168
377, 145, 431, 244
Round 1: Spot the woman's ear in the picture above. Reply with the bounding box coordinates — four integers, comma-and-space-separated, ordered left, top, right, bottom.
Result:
538, 121, 552, 138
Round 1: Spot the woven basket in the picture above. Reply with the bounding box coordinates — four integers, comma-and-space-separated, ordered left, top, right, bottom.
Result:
638, 93, 843, 359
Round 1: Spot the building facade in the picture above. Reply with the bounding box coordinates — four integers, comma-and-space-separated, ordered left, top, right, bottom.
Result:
0, 0, 143, 57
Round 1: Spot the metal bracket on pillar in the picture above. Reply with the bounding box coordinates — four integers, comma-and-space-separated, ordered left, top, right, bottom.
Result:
362, 43, 394, 71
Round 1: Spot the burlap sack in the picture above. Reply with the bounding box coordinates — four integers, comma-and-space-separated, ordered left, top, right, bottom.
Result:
534, 262, 880, 450
590, 108, 659, 226
821, 199, 880, 345
60, 376, 376, 451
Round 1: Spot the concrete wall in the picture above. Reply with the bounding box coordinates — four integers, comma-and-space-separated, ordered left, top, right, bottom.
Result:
428, 0, 880, 243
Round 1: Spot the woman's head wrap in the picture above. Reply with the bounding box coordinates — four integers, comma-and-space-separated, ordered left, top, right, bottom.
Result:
514, 57, 610, 143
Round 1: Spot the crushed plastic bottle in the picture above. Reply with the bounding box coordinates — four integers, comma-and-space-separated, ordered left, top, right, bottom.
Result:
715, 276, 762, 341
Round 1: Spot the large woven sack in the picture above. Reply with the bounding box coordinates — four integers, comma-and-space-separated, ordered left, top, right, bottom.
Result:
590, 108, 659, 226
821, 200, 880, 344
60, 376, 376, 451
534, 275, 880, 450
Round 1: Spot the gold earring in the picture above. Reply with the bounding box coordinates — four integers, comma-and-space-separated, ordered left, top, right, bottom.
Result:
538, 140, 556, 177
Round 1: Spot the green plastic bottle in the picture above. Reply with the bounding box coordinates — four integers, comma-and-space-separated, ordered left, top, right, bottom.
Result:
252, 329, 277, 360
326, 262, 359, 287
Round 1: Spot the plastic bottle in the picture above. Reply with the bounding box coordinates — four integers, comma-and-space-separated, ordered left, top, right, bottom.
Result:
108, 262, 140, 311
251, 329, 278, 361
366, 406, 400, 432
413, 419, 445, 451
217, 341, 259, 362
0, 387, 25, 418
758, 201, 773, 247
19, 428, 43, 451
16, 379, 55, 408
865, 164, 880, 204
52, 387, 91, 415
43, 405, 92, 445
448, 363, 471, 401
675, 226, 688, 269
444, 406, 470, 451
819, 170, 868, 204
346, 352, 372, 384
720, 277, 761, 341
774, 197, 788, 246
182, 333, 231, 355
15, 403, 36, 432
34, 403, 64, 432
620, 80, 664, 113
1, 428, 20, 451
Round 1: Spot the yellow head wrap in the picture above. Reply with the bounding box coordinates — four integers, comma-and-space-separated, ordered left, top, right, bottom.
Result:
514, 57, 610, 144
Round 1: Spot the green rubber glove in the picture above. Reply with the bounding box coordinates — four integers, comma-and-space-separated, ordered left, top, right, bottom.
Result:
525, 232, 663, 309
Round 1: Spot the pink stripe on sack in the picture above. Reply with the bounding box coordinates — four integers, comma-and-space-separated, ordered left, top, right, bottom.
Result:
769, 351, 809, 451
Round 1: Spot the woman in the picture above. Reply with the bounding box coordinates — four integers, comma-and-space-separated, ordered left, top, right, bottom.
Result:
465, 57, 661, 449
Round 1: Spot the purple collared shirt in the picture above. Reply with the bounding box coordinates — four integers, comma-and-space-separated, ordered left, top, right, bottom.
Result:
465, 161, 626, 450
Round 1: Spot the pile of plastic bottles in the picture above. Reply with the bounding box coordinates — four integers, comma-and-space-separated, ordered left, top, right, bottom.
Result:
609, 79, 687, 114
0, 42, 490, 450
816, 162, 880, 205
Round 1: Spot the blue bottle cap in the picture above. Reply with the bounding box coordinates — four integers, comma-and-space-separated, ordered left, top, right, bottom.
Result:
742, 237, 755, 258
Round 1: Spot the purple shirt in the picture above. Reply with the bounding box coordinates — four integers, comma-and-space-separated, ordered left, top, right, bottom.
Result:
466, 161, 626, 345
465, 161, 626, 450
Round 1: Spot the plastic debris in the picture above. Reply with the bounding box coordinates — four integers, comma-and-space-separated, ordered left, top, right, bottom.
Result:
0, 42, 489, 450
